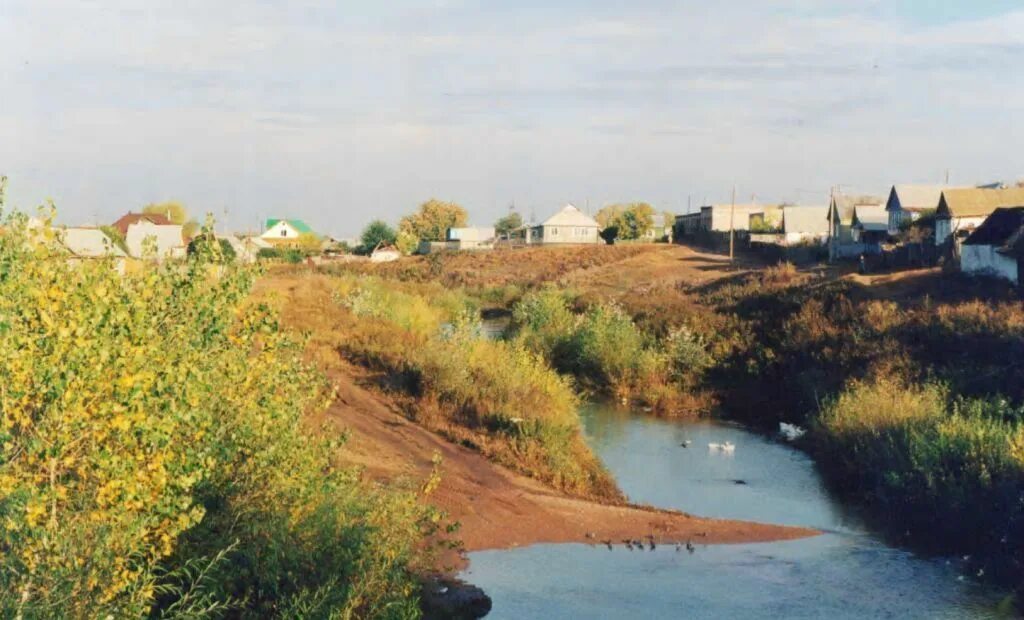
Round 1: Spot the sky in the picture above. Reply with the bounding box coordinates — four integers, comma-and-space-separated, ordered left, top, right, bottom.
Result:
1, 1, 1022, 238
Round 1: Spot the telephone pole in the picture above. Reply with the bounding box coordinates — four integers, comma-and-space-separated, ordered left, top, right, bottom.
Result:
729, 184, 736, 263
828, 185, 836, 263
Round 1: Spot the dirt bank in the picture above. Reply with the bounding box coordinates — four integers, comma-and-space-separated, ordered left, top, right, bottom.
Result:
323, 362, 817, 561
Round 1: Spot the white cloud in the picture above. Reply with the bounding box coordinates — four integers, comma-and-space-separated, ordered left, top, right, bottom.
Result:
1, 1, 1022, 235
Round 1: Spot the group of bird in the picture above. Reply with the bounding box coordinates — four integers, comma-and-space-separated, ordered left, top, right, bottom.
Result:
592, 534, 696, 553
677, 438, 736, 453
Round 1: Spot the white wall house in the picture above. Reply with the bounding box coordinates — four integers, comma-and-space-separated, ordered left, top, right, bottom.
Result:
126, 222, 186, 260
884, 185, 951, 234
528, 204, 601, 244
961, 208, 1024, 284
261, 218, 315, 244
828, 193, 885, 259
935, 188, 1024, 247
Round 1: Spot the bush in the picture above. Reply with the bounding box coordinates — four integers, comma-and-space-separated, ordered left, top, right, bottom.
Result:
334, 278, 619, 500
0, 213, 431, 617
816, 379, 1024, 583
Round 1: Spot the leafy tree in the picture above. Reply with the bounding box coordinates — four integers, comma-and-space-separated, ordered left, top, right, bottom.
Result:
395, 230, 419, 255
495, 212, 523, 236
599, 225, 619, 245
143, 201, 200, 240
359, 220, 397, 254
143, 201, 188, 224
595, 205, 624, 229
398, 199, 468, 244
596, 203, 655, 240
187, 232, 236, 263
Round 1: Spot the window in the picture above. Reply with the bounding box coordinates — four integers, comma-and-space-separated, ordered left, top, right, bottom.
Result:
281, 228, 288, 237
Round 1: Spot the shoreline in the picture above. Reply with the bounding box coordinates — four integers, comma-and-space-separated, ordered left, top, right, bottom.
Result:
322, 363, 819, 571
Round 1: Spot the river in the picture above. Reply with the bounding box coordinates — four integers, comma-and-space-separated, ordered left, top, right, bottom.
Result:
460, 403, 1009, 619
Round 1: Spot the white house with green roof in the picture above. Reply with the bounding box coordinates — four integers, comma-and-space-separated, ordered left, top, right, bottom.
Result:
261, 218, 315, 244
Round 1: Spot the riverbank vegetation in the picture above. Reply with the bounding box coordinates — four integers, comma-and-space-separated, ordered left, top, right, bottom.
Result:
0, 213, 436, 618
258, 272, 620, 501
330, 245, 1024, 596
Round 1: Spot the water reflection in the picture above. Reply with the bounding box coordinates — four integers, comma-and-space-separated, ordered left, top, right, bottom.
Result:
462, 403, 1007, 619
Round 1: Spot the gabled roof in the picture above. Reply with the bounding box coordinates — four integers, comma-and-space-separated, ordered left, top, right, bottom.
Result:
111, 212, 172, 237
830, 193, 885, 225
963, 208, 1024, 258
781, 205, 829, 235
125, 222, 185, 258
886, 185, 952, 213
265, 218, 314, 234
58, 228, 127, 258
852, 205, 889, 231
540, 204, 600, 228
937, 188, 1024, 219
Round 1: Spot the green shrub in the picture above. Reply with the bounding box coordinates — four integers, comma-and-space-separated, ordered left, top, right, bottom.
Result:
0, 212, 431, 618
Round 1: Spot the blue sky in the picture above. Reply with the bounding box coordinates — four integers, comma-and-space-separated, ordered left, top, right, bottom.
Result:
1, 1, 1022, 237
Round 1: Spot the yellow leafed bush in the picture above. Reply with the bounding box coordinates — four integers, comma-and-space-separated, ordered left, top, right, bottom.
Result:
0, 213, 430, 618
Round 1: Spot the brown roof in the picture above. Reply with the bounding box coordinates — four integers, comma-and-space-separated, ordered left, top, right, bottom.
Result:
936, 188, 1024, 219
111, 212, 172, 237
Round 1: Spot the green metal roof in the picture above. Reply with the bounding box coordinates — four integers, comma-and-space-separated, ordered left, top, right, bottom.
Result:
265, 218, 314, 234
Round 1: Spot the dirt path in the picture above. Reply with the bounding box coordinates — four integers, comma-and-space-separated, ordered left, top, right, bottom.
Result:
324, 363, 817, 559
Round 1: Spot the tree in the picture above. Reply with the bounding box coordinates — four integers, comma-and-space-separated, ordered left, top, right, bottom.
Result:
599, 226, 619, 245
143, 201, 200, 240
359, 220, 397, 254
398, 199, 468, 244
595, 205, 625, 229
595, 203, 655, 240
494, 212, 523, 236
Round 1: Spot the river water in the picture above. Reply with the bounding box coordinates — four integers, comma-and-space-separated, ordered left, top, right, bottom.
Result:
461, 403, 1009, 619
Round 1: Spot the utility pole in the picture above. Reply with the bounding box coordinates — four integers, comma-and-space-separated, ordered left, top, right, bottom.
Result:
828, 185, 835, 263
945, 169, 950, 184
729, 184, 736, 263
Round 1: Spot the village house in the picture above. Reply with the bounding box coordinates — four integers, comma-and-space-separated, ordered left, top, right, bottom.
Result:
419, 226, 497, 253
747, 205, 829, 249
960, 207, 1024, 285
884, 185, 952, 235
261, 218, 316, 245
828, 193, 885, 259
780, 205, 830, 244
674, 212, 702, 237
698, 203, 777, 233
125, 221, 186, 260
935, 187, 1024, 247
748, 206, 784, 233
57, 228, 127, 271
111, 211, 172, 237
513, 204, 600, 245
641, 214, 674, 242
851, 204, 889, 245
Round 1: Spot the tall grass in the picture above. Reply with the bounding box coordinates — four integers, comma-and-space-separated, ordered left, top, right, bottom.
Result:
322, 276, 620, 500
816, 379, 1024, 584
508, 288, 711, 412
